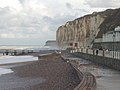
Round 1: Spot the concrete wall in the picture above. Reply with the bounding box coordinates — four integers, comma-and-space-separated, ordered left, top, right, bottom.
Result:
72, 52, 120, 71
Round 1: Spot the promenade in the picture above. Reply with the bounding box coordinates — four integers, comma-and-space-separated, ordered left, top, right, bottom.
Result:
62, 51, 120, 90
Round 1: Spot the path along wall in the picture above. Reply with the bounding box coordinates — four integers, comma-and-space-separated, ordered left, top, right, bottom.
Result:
72, 52, 120, 71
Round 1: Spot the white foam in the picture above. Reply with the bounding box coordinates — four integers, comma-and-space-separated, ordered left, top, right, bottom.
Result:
0, 56, 38, 64
0, 68, 13, 76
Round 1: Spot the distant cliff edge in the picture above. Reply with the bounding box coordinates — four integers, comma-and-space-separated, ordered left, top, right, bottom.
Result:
56, 8, 120, 49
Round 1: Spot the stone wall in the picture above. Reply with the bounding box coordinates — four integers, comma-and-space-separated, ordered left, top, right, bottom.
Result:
73, 52, 120, 71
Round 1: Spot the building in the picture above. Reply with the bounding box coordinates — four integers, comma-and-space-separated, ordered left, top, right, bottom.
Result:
102, 27, 120, 42
94, 26, 120, 51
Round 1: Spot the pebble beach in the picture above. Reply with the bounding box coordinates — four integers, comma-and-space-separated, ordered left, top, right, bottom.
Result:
0, 52, 80, 90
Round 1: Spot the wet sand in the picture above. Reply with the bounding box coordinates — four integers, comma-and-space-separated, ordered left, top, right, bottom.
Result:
0, 53, 80, 90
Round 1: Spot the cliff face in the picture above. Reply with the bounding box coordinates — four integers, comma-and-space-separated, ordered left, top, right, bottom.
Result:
56, 8, 120, 49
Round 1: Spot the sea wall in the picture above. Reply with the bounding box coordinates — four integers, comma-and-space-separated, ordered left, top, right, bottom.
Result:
72, 52, 120, 71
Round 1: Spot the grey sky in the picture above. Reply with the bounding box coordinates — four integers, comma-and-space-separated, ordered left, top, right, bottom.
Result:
0, 0, 119, 45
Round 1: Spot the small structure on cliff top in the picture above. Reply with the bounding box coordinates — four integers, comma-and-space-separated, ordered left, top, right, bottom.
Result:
45, 40, 57, 46
45, 40, 59, 50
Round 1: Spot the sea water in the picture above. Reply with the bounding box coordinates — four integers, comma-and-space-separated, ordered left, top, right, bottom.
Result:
0, 55, 38, 76
0, 45, 56, 76
0, 45, 57, 50
0, 56, 38, 65
0, 68, 13, 76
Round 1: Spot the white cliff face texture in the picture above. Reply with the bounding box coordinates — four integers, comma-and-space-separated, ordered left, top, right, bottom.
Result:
56, 13, 104, 49
56, 8, 120, 49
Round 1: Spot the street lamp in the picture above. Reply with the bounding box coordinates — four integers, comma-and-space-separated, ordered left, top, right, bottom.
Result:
113, 31, 115, 58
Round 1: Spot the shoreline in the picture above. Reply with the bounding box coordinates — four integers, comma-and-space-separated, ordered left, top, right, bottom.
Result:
0, 61, 36, 66
0, 52, 80, 90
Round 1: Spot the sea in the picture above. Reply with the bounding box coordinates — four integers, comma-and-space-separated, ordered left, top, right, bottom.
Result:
0, 45, 50, 50
0, 55, 38, 76
0, 45, 57, 76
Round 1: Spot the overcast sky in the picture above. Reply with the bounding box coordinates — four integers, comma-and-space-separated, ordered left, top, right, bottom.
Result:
0, 0, 120, 45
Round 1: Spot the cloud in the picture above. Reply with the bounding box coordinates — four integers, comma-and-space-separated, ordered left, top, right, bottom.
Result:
0, 0, 22, 11
0, 0, 120, 45
85, 0, 120, 8
66, 3, 73, 9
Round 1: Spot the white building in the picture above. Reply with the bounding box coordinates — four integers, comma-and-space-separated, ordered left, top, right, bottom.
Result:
95, 26, 120, 43
102, 26, 120, 42
93, 26, 120, 50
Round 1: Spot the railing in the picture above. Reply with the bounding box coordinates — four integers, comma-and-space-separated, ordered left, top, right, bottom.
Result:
74, 72, 96, 90
70, 48, 120, 60
72, 64, 96, 90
